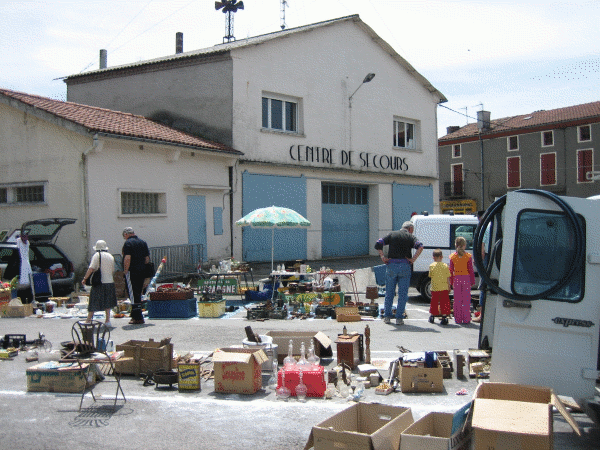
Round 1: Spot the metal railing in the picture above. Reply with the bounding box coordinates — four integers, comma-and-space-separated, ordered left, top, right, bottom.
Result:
443, 181, 465, 198
149, 244, 204, 280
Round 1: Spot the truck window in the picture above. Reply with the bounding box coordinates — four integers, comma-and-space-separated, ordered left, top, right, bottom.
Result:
512, 210, 584, 302
450, 224, 476, 250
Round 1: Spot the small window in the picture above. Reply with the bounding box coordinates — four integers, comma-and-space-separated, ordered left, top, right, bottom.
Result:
213, 207, 223, 235
452, 144, 461, 158
578, 125, 591, 143
120, 191, 166, 215
393, 119, 416, 149
0, 183, 46, 205
577, 149, 593, 183
540, 152, 556, 186
451, 224, 476, 250
507, 156, 521, 188
513, 210, 584, 302
542, 130, 554, 147
262, 95, 298, 133
508, 135, 519, 151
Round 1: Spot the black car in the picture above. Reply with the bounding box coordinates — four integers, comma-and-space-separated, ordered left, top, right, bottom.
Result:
0, 218, 76, 301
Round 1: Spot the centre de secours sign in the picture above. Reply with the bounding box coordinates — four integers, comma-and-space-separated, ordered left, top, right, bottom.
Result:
289, 144, 409, 172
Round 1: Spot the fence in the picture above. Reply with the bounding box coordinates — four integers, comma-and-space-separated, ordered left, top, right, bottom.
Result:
149, 244, 204, 281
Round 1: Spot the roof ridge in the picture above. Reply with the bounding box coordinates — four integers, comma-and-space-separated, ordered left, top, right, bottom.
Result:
0, 87, 145, 119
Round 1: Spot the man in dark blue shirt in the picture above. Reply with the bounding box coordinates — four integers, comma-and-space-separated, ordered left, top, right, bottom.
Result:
122, 227, 150, 324
375, 221, 423, 325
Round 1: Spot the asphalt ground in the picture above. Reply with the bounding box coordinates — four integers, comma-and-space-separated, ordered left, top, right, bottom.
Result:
0, 255, 598, 450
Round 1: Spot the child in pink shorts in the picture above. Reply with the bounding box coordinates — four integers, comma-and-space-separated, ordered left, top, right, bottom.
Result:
449, 237, 476, 324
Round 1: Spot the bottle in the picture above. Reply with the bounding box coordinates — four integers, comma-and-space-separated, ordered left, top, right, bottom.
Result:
307, 341, 319, 367
296, 342, 310, 371
296, 369, 308, 402
276, 370, 290, 400
342, 325, 348, 336
267, 361, 278, 390
283, 339, 297, 370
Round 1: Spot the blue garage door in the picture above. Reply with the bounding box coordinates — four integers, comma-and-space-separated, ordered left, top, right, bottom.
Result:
322, 183, 369, 257
392, 183, 433, 229
241, 171, 307, 263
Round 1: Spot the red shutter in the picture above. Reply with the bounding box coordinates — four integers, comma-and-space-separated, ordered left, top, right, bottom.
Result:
540, 153, 556, 186
452, 164, 463, 195
507, 157, 520, 188
578, 150, 592, 183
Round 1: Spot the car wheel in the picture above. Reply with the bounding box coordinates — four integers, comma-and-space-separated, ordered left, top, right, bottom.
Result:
419, 277, 432, 302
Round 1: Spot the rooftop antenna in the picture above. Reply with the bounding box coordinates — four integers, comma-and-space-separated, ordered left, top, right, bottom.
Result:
461, 106, 469, 125
215, 0, 245, 43
280, 0, 288, 30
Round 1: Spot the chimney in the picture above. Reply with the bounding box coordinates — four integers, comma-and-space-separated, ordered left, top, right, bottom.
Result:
446, 126, 460, 135
99, 49, 107, 69
176, 32, 183, 54
477, 110, 491, 131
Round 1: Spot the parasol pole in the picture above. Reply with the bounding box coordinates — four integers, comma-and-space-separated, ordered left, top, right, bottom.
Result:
271, 228, 275, 272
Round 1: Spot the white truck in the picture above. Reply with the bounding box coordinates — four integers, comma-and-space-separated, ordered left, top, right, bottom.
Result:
475, 189, 600, 422
409, 213, 479, 300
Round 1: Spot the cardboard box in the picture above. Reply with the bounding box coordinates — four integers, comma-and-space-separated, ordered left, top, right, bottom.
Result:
198, 299, 226, 317
266, 331, 333, 364
114, 338, 172, 376
213, 347, 268, 394
0, 300, 33, 318
26, 361, 95, 393
335, 306, 362, 322
304, 402, 414, 450
0, 289, 11, 303
398, 358, 444, 393
401, 402, 472, 450
277, 366, 326, 397
471, 382, 580, 450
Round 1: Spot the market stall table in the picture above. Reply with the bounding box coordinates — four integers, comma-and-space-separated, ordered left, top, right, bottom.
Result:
313, 270, 360, 304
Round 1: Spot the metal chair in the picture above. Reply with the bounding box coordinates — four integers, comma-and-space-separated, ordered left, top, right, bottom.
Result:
67, 320, 126, 411
29, 272, 53, 303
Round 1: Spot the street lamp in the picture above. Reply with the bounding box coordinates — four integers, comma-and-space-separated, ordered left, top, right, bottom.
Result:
349, 73, 376, 106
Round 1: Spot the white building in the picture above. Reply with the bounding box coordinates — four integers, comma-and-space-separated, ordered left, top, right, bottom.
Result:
65, 15, 446, 264
0, 88, 241, 274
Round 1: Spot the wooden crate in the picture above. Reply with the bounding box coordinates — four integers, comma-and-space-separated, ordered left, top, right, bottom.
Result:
335, 306, 361, 322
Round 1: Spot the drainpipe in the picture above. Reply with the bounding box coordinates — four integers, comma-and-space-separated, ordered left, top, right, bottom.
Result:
81, 134, 102, 264
229, 165, 234, 259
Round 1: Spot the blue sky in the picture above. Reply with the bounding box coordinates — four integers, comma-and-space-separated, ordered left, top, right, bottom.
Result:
1, 0, 599, 137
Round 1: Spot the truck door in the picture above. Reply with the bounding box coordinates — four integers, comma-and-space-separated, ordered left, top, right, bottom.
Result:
481, 191, 599, 402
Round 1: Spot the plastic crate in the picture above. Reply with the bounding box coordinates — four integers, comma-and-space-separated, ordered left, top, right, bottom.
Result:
147, 298, 197, 319
198, 299, 226, 318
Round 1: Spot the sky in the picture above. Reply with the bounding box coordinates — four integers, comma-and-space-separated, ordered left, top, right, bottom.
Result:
1, 0, 600, 137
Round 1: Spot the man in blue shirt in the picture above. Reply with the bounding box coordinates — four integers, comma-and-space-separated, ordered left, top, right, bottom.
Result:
375, 221, 423, 325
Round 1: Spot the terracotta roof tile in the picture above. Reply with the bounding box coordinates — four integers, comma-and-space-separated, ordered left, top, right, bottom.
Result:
0, 88, 241, 154
440, 101, 600, 142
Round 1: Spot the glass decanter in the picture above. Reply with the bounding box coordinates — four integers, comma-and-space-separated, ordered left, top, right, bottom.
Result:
267, 360, 278, 390
296, 369, 308, 402
276, 370, 291, 400
307, 341, 320, 368
296, 342, 310, 371
283, 339, 297, 371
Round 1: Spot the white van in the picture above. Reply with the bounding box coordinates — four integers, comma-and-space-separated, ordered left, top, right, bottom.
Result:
409, 213, 479, 300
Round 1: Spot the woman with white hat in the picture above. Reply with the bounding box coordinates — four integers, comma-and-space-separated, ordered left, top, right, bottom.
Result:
81, 240, 117, 327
